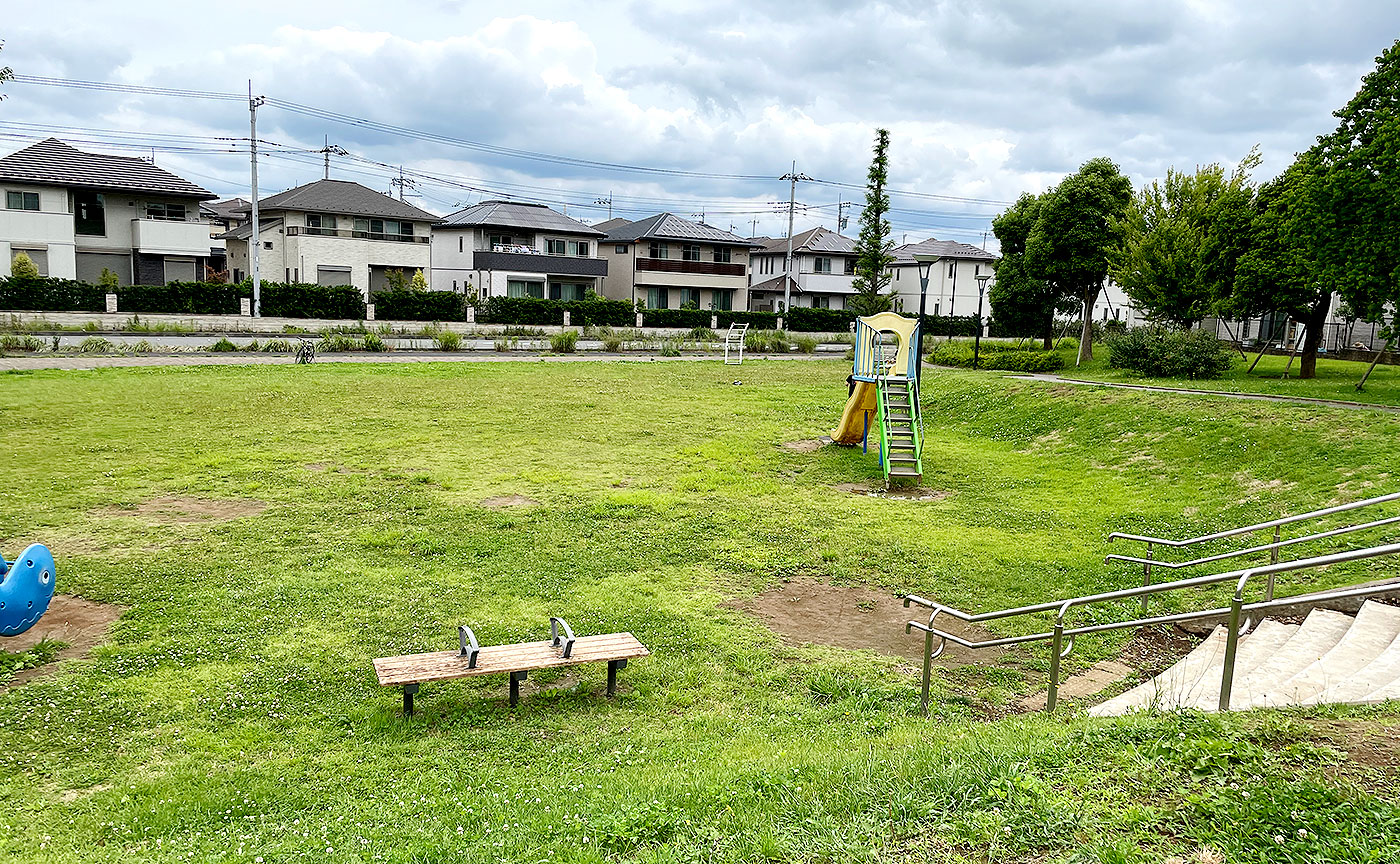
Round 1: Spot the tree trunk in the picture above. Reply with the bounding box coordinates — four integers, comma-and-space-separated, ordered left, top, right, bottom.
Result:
1298, 291, 1332, 379
1078, 288, 1098, 362
1041, 313, 1054, 350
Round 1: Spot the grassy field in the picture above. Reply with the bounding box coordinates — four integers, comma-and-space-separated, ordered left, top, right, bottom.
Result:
2, 358, 1399, 863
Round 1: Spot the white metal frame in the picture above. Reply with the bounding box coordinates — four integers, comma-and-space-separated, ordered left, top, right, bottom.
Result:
724, 323, 749, 365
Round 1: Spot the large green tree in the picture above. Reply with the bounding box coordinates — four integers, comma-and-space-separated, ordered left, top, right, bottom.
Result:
989, 191, 1062, 347
1025, 157, 1133, 361
849, 128, 895, 316
1112, 153, 1258, 327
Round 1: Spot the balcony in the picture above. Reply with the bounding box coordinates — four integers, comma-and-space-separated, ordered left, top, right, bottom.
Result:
131, 218, 219, 255
474, 250, 607, 278
285, 225, 429, 244
637, 257, 745, 277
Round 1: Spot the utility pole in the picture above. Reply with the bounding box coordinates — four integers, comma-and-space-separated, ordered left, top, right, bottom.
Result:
780, 162, 813, 319
837, 199, 851, 234
249, 81, 266, 317
317, 137, 347, 180
749, 217, 759, 239
390, 167, 416, 202
692, 210, 705, 224
594, 192, 612, 220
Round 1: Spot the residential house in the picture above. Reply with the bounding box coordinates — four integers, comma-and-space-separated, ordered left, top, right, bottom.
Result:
748, 226, 857, 311
221, 179, 436, 296
430, 201, 606, 299
887, 238, 999, 320
598, 214, 756, 311
0, 138, 218, 284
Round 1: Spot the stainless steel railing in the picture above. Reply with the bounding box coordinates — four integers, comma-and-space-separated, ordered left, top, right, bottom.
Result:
904, 541, 1400, 715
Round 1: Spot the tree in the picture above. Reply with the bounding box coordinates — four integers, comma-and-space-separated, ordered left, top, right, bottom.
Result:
98, 267, 120, 289
990, 192, 1062, 347
410, 268, 429, 291
9, 251, 39, 279
1025, 157, 1133, 361
1112, 152, 1258, 328
849, 128, 896, 316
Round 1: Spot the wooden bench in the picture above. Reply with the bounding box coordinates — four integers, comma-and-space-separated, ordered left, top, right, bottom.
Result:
373, 617, 649, 715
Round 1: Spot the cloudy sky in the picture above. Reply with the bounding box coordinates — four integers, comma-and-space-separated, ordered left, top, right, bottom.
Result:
2, 1, 1396, 248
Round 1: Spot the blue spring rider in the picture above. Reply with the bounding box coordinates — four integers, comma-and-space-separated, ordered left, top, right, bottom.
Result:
0, 544, 55, 637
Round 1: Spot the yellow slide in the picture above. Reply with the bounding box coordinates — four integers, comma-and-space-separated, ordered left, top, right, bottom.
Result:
832, 381, 878, 445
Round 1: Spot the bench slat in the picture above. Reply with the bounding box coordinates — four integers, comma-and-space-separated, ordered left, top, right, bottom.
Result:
374, 633, 649, 686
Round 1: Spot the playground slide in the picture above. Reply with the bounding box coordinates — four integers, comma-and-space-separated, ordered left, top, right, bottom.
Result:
832, 381, 878, 445
0, 543, 56, 637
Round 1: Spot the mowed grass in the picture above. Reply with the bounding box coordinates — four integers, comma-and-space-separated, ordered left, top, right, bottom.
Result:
1, 358, 1398, 863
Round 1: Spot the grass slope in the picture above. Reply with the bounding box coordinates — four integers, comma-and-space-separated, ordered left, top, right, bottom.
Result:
0, 359, 1397, 863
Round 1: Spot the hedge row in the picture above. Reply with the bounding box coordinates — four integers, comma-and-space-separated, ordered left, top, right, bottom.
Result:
370, 289, 466, 322
0, 277, 365, 319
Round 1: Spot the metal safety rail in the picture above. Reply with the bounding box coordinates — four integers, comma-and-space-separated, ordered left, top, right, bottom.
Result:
903, 542, 1400, 715
1107, 491, 1400, 607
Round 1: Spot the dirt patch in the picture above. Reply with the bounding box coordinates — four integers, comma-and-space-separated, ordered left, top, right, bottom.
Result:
100, 495, 266, 524
481, 494, 539, 510
834, 482, 952, 502
726, 577, 1005, 667
780, 438, 829, 453
3, 595, 123, 685
1309, 717, 1400, 776
1021, 659, 1133, 710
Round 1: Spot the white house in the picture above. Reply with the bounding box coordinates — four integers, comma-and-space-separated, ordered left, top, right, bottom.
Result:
597, 214, 757, 311
0, 138, 219, 284
886, 238, 999, 320
430, 200, 606, 299
748, 226, 857, 311
221, 180, 437, 297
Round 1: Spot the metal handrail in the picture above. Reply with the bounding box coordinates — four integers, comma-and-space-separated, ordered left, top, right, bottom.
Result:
1104, 515, 1400, 571
904, 542, 1400, 715
1107, 491, 1400, 548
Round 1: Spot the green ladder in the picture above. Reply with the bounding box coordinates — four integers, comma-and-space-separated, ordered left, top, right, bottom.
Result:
876, 375, 923, 485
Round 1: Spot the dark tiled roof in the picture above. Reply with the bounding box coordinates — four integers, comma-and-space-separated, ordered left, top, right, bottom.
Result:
254, 179, 438, 221
602, 213, 758, 246
891, 237, 997, 265
591, 217, 631, 232
750, 275, 800, 294
0, 138, 214, 199
202, 198, 250, 219
758, 226, 856, 255
217, 217, 282, 241
440, 200, 602, 235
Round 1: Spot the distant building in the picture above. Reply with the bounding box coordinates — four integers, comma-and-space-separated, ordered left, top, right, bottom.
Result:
430, 200, 606, 299
220, 179, 437, 296
748, 227, 857, 311
597, 214, 757, 311
886, 238, 999, 320
0, 137, 218, 284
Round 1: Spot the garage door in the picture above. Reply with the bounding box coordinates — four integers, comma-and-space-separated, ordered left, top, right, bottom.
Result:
318, 266, 352, 287
75, 252, 131, 285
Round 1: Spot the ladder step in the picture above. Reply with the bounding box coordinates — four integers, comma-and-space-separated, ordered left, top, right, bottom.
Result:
888, 454, 919, 463
888, 468, 922, 478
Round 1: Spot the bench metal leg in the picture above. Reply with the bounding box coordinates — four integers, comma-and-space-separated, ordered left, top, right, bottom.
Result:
607, 659, 627, 697
402, 683, 420, 717
509, 670, 528, 707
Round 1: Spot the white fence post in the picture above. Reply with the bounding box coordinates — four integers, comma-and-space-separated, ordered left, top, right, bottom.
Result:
105, 293, 118, 314
366, 303, 376, 321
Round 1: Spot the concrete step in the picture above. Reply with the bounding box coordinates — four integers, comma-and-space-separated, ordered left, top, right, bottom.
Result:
1182, 618, 1300, 711
1310, 628, 1400, 705
1242, 601, 1400, 709
1219, 608, 1353, 710
1087, 626, 1228, 716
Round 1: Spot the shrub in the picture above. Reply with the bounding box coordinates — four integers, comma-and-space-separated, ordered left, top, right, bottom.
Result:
128, 340, 154, 354
550, 330, 579, 353
0, 333, 42, 352
317, 334, 361, 352
361, 332, 387, 352
255, 282, 365, 320
120, 281, 243, 314
410, 269, 429, 291
98, 268, 119, 290
794, 335, 818, 354
260, 339, 295, 353
688, 326, 717, 341
78, 336, 113, 353
0, 277, 105, 312
478, 296, 634, 327
745, 330, 789, 353
658, 339, 683, 357
9, 253, 40, 280
210, 337, 238, 352
927, 342, 1067, 373
435, 331, 462, 351
1106, 327, 1235, 379
787, 307, 856, 332
244, 339, 261, 352
602, 335, 623, 352
372, 289, 465, 321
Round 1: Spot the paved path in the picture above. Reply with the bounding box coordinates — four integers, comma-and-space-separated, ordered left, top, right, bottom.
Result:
1010, 373, 1400, 414
0, 351, 831, 372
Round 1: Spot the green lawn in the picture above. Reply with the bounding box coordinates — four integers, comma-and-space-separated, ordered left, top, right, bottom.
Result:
2, 359, 1399, 863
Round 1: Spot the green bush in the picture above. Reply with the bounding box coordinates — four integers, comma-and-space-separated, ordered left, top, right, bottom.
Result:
687, 326, 717, 341
658, 339, 683, 357
602, 334, 623, 352
0, 333, 43, 352
78, 336, 113, 353
0, 277, 106, 312
98, 268, 119, 290
372, 289, 465, 321
260, 339, 296, 353
119, 282, 243, 314
786, 307, 855, 332
794, 335, 818, 354
550, 330, 579, 353
745, 330, 790, 353
435, 331, 462, 351
9, 253, 40, 280
361, 332, 387, 352
927, 342, 1066, 373
479, 296, 634, 327
1106, 327, 1235, 379
210, 337, 238, 352
0, 276, 367, 319
317, 334, 361, 352
255, 282, 365, 320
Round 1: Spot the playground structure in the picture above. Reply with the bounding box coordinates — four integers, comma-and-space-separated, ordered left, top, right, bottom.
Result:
832, 312, 924, 485
0, 544, 56, 637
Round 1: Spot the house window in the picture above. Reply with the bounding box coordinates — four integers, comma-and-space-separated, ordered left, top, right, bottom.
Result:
459, 236, 464, 253
507, 279, 544, 298
73, 190, 105, 236
649, 242, 669, 259
814, 257, 832, 274
570, 240, 589, 257
679, 288, 700, 308
6, 191, 39, 211
948, 263, 955, 278
550, 282, 588, 301
489, 233, 514, 249
305, 213, 337, 235
844, 258, 855, 275
682, 245, 701, 261
813, 295, 831, 309
713, 246, 731, 263
547, 239, 568, 255
355, 219, 412, 240
974, 264, 980, 276
712, 289, 734, 311
263, 241, 273, 250
646, 286, 669, 309
615, 244, 627, 254
146, 202, 188, 221
895, 269, 900, 281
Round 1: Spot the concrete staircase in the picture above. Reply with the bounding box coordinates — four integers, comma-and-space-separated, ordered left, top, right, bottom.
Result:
1089, 600, 1400, 716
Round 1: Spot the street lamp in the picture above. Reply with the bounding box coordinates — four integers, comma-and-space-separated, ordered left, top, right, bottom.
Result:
913, 254, 938, 384
974, 273, 992, 369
